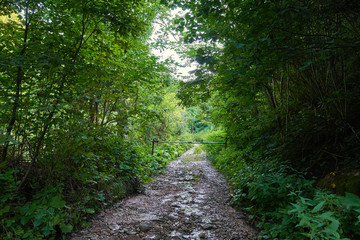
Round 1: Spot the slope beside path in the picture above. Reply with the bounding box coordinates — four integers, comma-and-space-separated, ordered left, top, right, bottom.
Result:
70, 148, 257, 240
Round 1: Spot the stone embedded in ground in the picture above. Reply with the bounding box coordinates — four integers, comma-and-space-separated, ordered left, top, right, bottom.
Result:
168, 212, 178, 220
138, 222, 152, 232
125, 229, 137, 235
110, 224, 120, 231
170, 202, 181, 208
198, 232, 207, 238
125, 236, 141, 240
202, 223, 214, 230
69, 148, 257, 240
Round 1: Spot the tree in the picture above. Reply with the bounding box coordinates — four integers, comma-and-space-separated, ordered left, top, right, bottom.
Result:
174, 0, 360, 174
0, 0, 157, 186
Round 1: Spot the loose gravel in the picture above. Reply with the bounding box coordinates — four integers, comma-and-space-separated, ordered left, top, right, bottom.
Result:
70, 148, 257, 240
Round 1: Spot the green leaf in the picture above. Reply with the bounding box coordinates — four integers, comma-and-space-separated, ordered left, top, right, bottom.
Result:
86, 208, 95, 214
60, 223, 73, 233
1, 205, 10, 215
234, 43, 246, 49
299, 196, 311, 205
20, 215, 30, 225
6, 219, 15, 227
296, 216, 309, 227
342, 192, 360, 208
319, 211, 334, 220
49, 196, 66, 209
312, 201, 325, 213
328, 219, 340, 232
42, 224, 53, 236
22, 231, 31, 238
33, 215, 43, 227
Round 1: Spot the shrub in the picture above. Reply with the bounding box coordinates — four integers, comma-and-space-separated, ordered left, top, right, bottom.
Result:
204, 131, 360, 239
1, 126, 191, 239
1, 186, 73, 240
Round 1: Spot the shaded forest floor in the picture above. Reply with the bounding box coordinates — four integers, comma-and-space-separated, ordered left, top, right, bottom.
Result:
70, 148, 257, 240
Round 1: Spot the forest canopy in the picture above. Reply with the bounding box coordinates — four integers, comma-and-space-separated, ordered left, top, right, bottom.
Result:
0, 1, 195, 238
171, 0, 360, 239
1, 0, 360, 239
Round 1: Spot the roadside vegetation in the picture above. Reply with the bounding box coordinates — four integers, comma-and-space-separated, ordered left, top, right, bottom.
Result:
1, 0, 360, 239
0, 1, 190, 239
170, 0, 360, 239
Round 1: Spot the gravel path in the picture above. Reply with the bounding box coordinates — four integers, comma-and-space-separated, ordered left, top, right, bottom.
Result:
70, 148, 257, 240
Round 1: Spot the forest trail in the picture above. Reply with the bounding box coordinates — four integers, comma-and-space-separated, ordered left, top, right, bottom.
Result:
70, 148, 257, 240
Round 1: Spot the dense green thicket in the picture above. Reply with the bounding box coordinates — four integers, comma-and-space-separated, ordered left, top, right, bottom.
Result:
171, 0, 360, 239
0, 1, 193, 239
2, 0, 360, 238
176, 0, 360, 178
202, 131, 360, 239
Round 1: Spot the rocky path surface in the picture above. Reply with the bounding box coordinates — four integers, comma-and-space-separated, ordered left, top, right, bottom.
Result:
70, 148, 257, 240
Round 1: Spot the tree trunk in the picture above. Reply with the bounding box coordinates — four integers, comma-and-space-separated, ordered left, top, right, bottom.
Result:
2, 7, 31, 163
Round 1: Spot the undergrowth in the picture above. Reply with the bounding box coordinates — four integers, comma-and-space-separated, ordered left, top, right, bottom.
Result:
0, 133, 189, 240
193, 145, 203, 154
202, 130, 360, 240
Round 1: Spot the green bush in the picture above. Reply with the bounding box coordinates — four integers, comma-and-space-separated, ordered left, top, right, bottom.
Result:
1, 125, 190, 239
204, 131, 360, 240
134, 141, 191, 182
259, 191, 360, 240
1, 186, 72, 240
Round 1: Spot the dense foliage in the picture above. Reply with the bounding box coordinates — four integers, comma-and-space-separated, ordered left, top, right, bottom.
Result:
171, 0, 360, 239
2, 0, 360, 239
176, 0, 360, 177
202, 132, 360, 239
0, 1, 193, 239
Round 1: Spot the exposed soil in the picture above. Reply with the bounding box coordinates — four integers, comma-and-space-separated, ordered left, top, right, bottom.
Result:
70, 148, 257, 240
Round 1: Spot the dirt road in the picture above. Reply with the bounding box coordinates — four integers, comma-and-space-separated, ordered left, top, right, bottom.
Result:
70, 148, 257, 240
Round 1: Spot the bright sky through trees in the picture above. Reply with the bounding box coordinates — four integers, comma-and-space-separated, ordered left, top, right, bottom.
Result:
150, 8, 197, 80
